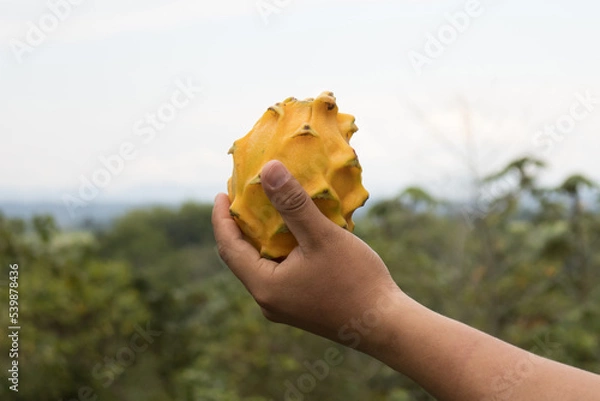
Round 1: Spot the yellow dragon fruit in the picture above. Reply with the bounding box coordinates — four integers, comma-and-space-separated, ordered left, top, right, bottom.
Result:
227, 91, 369, 260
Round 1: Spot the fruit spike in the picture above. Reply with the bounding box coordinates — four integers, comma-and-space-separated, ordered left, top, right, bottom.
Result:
227, 91, 369, 260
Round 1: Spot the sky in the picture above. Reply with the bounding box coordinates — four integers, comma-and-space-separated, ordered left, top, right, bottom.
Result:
1, 0, 599, 215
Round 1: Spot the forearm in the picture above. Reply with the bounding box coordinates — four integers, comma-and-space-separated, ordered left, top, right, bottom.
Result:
364, 293, 600, 401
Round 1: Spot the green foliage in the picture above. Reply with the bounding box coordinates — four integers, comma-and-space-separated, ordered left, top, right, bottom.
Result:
0, 215, 149, 401
1, 157, 599, 400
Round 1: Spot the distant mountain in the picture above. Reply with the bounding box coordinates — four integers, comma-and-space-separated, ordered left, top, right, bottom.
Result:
0, 201, 179, 229
1, 189, 596, 230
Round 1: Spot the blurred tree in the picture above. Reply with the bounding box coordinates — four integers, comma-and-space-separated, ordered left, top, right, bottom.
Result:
555, 174, 598, 300
484, 156, 546, 194
0, 215, 150, 401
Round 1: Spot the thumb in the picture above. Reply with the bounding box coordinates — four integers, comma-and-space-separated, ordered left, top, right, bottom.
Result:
261, 160, 332, 249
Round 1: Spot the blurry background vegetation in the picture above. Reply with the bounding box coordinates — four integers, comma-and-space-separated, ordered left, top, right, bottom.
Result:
1, 155, 599, 401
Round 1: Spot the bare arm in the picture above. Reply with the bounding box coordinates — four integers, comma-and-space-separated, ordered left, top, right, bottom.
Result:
367, 298, 600, 400
212, 160, 600, 401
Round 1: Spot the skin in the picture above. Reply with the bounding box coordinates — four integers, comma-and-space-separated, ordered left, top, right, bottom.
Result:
212, 160, 600, 401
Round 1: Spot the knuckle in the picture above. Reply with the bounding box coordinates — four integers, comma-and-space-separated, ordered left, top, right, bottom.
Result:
260, 307, 281, 323
216, 242, 231, 264
273, 189, 309, 213
253, 289, 275, 310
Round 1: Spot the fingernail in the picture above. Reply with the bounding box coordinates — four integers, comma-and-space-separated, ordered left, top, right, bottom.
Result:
264, 161, 289, 189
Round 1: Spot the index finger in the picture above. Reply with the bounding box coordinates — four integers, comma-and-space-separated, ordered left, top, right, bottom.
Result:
211, 193, 275, 288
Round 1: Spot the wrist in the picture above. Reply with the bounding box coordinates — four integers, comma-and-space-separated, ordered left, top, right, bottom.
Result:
366, 294, 425, 359
333, 287, 422, 361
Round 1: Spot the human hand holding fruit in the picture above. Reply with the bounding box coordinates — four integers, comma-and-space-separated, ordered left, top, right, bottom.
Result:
213, 160, 404, 348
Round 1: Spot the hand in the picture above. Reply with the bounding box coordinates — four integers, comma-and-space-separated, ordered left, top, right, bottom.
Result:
212, 160, 404, 348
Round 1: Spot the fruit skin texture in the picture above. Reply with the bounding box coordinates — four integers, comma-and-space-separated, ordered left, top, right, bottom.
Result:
227, 91, 369, 260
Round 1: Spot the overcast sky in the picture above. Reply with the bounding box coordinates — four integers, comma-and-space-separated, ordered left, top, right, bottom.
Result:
1, 0, 599, 210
